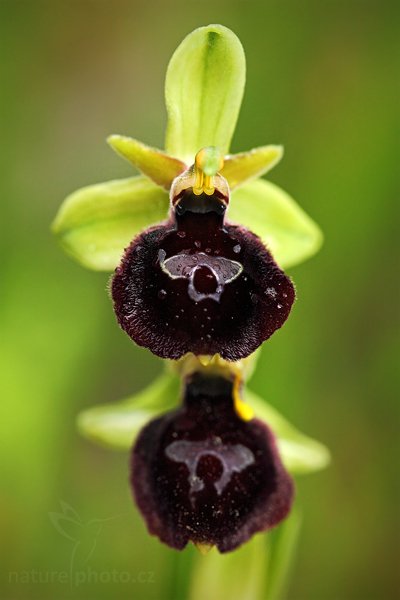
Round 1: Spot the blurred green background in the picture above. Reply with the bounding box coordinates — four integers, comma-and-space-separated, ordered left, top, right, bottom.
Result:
1, 1, 399, 599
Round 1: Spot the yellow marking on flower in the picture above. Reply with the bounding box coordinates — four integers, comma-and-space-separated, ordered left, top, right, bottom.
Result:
203, 174, 214, 195
233, 375, 254, 421
193, 147, 224, 195
193, 541, 214, 555
193, 166, 204, 195
197, 354, 213, 366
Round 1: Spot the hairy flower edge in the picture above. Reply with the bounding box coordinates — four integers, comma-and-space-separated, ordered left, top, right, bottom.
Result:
131, 371, 294, 553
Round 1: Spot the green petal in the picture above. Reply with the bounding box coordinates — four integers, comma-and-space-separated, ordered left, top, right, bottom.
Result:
246, 389, 331, 475
107, 134, 186, 189
52, 176, 169, 271
77, 372, 181, 449
165, 24, 246, 162
222, 145, 283, 190
229, 179, 323, 269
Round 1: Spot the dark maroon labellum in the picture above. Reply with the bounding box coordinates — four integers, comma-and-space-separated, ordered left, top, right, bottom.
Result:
112, 188, 295, 360
131, 372, 294, 553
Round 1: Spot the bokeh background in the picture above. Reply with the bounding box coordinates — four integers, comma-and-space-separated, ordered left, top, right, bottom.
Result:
1, 1, 399, 599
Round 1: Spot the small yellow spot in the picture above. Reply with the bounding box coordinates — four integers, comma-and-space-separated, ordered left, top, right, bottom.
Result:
193, 541, 214, 555
203, 174, 214, 195
193, 147, 224, 195
193, 166, 204, 195
198, 354, 213, 366
235, 398, 254, 421
233, 376, 254, 421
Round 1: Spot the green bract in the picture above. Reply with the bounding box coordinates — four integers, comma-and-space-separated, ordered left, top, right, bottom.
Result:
52, 24, 322, 273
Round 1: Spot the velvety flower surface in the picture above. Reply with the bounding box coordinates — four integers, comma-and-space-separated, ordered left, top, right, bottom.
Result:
112, 182, 295, 361
131, 372, 294, 552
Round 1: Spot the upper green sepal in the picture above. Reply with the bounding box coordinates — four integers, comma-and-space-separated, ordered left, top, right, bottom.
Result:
229, 179, 323, 269
165, 24, 246, 162
52, 176, 169, 271
107, 134, 186, 189
222, 145, 283, 189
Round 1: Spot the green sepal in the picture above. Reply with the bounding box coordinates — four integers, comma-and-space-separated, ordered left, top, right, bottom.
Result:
77, 371, 181, 449
222, 145, 283, 189
229, 179, 323, 269
165, 24, 246, 162
107, 134, 186, 189
245, 389, 331, 474
52, 176, 169, 271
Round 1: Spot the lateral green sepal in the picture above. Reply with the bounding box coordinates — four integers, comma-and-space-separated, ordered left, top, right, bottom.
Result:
229, 179, 323, 269
245, 389, 331, 474
77, 371, 181, 449
52, 176, 169, 271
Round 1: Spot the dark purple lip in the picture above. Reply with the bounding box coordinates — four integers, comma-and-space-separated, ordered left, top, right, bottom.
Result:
131, 372, 294, 552
112, 189, 295, 360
